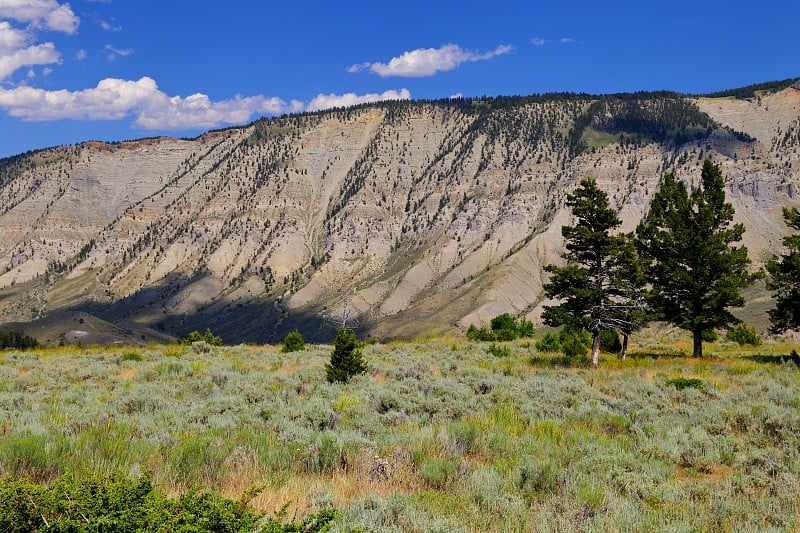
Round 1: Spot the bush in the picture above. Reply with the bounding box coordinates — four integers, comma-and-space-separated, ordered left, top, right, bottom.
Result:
702, 329, 718, 342
560, 329, 591, 358
466, 314, 534, 342
0, 471, 337, 532
487, 343, 512, 357
726, 323, 762, 346
665, 377, 704, 390
599, 329, 622, 353
182, 329, 223, 346
120, 351, 142, 362
0, 329, 38, 350
326, 328, 367, 383
281, 330, 305, 353
535, 331, 561, 352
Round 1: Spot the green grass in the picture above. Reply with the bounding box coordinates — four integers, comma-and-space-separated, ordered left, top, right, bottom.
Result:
0, 333, 798, 531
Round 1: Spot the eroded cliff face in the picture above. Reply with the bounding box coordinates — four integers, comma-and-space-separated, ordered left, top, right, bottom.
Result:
1, 88, 799, 343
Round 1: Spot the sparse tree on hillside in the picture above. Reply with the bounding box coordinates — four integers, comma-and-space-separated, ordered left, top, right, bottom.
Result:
636, 159, 755, 358
767, 207, 800, 332
543, 178, 647, 367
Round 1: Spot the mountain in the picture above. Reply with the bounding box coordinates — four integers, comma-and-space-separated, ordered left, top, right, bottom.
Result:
1, 80, 799, 344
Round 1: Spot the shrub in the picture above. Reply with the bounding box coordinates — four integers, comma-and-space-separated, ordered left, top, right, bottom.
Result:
326, 328, 367, 383
281, 330, 305, 353
0, 471, 337, 532
702, 329, 718, 342
467, 314, 534, 342
599, 329, 622, 353
560, 330, 591, 358
120, 351, 142, 362
182, 329, 223, 346
535, 331, 561, 352
666, 377, 704, 390
487, 343, 512, 357
726, 323, 762, 346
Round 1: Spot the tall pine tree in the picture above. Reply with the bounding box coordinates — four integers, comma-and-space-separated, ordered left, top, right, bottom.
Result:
543, 178, 646, 367
636, 159, 754, 357
767, 207, 800, 332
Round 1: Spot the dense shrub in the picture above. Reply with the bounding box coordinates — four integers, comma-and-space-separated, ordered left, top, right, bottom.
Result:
726, 323, 762, 346
182, 329, 223, 346
0, 471, 336, 532
560, 332, 589, 357
599, 329, 622, 353
0, 329, 38, 350
281, 330, 305, 353
534, 331, 561, 352
665, 377, 704, 390
326, 328, 367, 383
466, 313, 534, 342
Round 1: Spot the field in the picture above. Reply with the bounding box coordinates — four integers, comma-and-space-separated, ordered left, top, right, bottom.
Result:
1, 331, 799, 532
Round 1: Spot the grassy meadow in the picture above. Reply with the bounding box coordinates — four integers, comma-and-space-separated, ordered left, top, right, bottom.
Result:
1, 330, 799, 531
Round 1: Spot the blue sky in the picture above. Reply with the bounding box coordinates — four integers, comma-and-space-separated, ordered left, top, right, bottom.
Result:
0, 0, 797, 157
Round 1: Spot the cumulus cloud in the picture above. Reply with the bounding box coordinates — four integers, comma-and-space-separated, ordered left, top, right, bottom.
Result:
560, 37, 575, 44
348, 43, 513, 78
0, 1, 77, 80
0, 39, 59, 79
74, 48, 85, 60
305, 88, 411, 111
0, 76, 401, 130
0, 0, 79, 34
530, 37, 546, 46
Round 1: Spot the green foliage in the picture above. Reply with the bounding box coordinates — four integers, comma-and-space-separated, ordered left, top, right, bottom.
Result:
182, 329, 223, 346
700, 78, 800, 99
486, 343, 512, 358
0, 472, 336, 532
726, 323, 762, 346
767, 207, 800, 333
599, 329, 622, 353
543, 178, 646, 366
560, 331, 590, 358
637, 160, 755, 357
120, 351, 143, 362
281, 330, 305, 353
665, 377, 704, 391
466, 314, 534, 342
326, 328, 367, 383
534, 331, 561, 352
0, 329, 39, 350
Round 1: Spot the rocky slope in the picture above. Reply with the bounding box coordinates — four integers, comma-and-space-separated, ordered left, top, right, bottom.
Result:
1, 83, 799, 344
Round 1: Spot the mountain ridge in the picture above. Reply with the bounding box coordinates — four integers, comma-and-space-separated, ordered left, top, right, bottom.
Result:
1, 81, 799, 344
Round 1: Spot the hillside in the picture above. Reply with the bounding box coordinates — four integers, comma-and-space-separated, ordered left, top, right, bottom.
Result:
1, 83, 799, 344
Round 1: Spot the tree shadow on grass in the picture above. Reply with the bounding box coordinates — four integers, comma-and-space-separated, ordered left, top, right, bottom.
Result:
742, 351, 800, 366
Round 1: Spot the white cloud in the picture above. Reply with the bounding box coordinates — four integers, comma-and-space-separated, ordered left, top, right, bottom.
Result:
98, 19, 121, 31
0, 40, 59, 79
530, 37, 546, 46
0, 76, 323, 130
0, 1, 76, 80
348, 43, 513, 78
305, 88, 411, 112
74, 48, 85, 60
103, 44, 132, 61
560, 37, 575, 44
0, 0, 79, 34
449, 92, 463, 99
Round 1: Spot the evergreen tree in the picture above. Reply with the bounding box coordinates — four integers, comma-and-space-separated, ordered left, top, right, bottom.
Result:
326, 328, 367, 383
281, 330, 305, 353
767, 207, 800, 332
543, 178, 646, 367
636, 159, 754, 358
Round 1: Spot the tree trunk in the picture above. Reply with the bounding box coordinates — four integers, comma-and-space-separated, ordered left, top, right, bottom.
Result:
591, 331, 601, 368
621, 334, 628, 360
692, 330, 703, 358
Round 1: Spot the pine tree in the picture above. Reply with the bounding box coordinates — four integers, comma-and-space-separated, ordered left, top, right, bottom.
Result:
543, 178, 646, 367
636, 159, 754, 357
766, 207, 800, 332
326, 328, 368, 383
